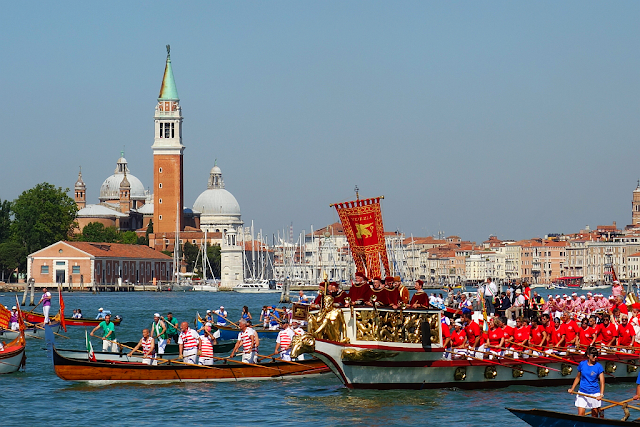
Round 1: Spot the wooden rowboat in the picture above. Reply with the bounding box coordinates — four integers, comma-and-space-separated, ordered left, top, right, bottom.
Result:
508, 408, 638, 427
0, 331, 26, 374
120, 341, 236, 354
53, 347, 330, 383
1, 324, 61, 340
23, 311, 122, 327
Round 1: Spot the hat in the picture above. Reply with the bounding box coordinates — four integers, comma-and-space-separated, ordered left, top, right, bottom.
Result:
555, 295, 561, 299
562, 294, 567, 298
154, 313, 160, 317
614, 280, 620, 284
220, 306, 224, 309
587, 292, 592, 296
394, 276, 401, 282
206, 310, 211, 313
580, 295, 586, 299
12, 306, 16, 310
99, 307, 104, 311
609, 296, 615, 300
515, 289, 522, 294
373, 277, 382, 282
632, 303, 640, 310
384, 277, 394, 284
571, 292, 577, 296
548, 294, 553, 298
205, 322, 212, 327
355, 271, 367, 279
416, 280, 424, 286
454, 320, 463, 326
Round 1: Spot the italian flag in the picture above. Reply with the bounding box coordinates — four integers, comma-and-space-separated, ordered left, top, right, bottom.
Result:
85, 330, 96, 362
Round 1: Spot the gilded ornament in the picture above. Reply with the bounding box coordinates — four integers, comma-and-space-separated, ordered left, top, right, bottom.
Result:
454, 367, 466, 381
341, 348, 399, 362
561, 364, 573, 376
484, 366, 497, 379
512, 365, 523, 378
290, 334, 316, 358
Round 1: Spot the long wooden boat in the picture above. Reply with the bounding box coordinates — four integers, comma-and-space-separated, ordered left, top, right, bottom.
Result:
23, 311, 122, 327
291, 306, 640, 390
52, 347, 330, 383
0, 331, 26, 374
1, 324, 61, 340
507, 407, 638, 427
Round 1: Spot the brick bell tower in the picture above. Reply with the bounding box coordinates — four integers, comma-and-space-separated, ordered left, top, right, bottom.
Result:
152, 45, 184, 233
633, 180, 640, 225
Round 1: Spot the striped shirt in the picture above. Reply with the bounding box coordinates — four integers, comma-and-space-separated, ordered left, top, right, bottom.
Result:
276, 328, 295, 349
141, 337, 155, 356
200, 335, 214, 358
238, 330, 255, 353
178, 329, 200, 354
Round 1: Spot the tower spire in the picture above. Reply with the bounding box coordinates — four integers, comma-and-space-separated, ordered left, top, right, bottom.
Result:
158, 45, 179, 101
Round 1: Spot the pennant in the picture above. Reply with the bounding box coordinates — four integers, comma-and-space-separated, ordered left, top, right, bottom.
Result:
14, 297, 25, 333
333, 197, 390, 279
85, 330, 96, 362
58, 287, 66, 332
0, 303, 10, 330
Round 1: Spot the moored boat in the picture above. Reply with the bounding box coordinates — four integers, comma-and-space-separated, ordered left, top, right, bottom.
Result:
52, 347, 329, 383
507, 407, 637, 427
233, 279, 281, 293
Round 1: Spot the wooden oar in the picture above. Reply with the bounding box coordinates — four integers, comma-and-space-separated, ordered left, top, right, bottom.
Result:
598, 397, 636, 413
256, 353, 312, 368
24, 321, 69, 339
570, 391, 640, 412
444, 349, 538, 375
489, 346, 562, 372
213, 354, 282, 372
217, 313, 240, 329
95, 336, 223, 370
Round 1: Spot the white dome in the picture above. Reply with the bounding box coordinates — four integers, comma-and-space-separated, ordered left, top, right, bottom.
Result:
99, 173, 146, 201
193, 189, 241, 216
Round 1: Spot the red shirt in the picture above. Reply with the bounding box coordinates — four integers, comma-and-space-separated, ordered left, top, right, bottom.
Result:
530, 325, 545, 347
465, 321, 482, 347
552, 324, 567, 346
502, 325, 514, 341
564, 320, 579, 344
544, 324, 555, 347
511, 326, 530, 351
451, 329, 467, 347
442, 322, 451, 340
487, 328, 505, 348
618, 323, 634, 346
578, 326, 596, 347
593, 324, 604, 343
409, 291, 429, 307
348, 282, 373, 304
599, 323, 618, 344
618, 303, 629, 315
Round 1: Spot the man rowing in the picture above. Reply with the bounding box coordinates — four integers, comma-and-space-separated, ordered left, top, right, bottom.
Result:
568, 346, 605, 417
90, 314, 117, 352
128, 329, 156, 365
199, 322, 217, 365
151, 313, 167, 355
164, 312, 179, 344
178, 321, 200, 364
230, 319, 257, 363
39, 287, 52, 324
275, 319, 295, 361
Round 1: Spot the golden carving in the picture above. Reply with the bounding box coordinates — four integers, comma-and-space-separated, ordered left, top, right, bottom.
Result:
354, 309, 440, 344
307, 296, 349, 343
290, 334, 315, 359
484, 366, 497, 379
454, 367, 466, 381
512, 365, 523, 378
627, 362, 638, 373
341, 348, 399, 362
605, 361, 617, 374
537, 367, 549, 377
561, 364, 573, 376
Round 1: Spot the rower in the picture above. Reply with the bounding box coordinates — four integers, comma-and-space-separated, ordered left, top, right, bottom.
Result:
230, 319, 257, 364
90, 314, 117, 352
199, 323, 217, 366
151, 313, 167, 355
9, 306, 19, 331
214, 306, 228, 326
449, 320, 467, 358
163, 312, 179, 344
568, 346, 605, 417
39, 288, 52, 324
128, 329, 156, 365
275, 319, 295, 361
178, 321, 200, 364
462, 312, 483, 359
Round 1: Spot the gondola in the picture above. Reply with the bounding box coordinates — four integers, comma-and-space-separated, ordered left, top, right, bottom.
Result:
52, 347, 330, 383
508, 408, 639, 427
23, 310, 122, 327
0, 330, 26, 374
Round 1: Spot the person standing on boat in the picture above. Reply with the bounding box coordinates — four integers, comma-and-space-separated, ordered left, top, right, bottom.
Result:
198, 322, 216, 365
128, 329, 156, 365
9, 306, 19, 331
214, 306, 228, 326
410, 280, 429, 308
395, 276, 410, 305
482, 278, 498, 316
230, 319, 257, 363
151, 313, 167, 355
297, 290, 310, 304
275, 319, 295, 361
568, 346, 605, 417
612, 280, 624, 298
39, 287, 52, 324
178, 321, 200, 364
347, 272, 372, 306
90, 314, 117, 352
95, 307, 107, 320
163, 313, 179, 344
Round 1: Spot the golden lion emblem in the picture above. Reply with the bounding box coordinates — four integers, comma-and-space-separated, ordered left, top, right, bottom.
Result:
290, 333, 316, 358
355, 222, 374, 239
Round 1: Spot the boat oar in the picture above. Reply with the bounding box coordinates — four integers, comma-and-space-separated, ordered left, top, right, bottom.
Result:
24, 321, 69, 339
217, 313, 240, 329
489, 346, 562, 372
213, 354, 282, 372
256, 353, 312, 368
444, 350, 538, 375
570, 391, 640, 415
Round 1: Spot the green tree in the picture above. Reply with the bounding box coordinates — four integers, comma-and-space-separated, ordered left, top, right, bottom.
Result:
206, 244, 221, 278
79, 222, 119, 243
11, 183, 77, 255
183, 241, 199, 272
120, 231, 138, 244
0, 241, 26, 282
0, 200, 11, 243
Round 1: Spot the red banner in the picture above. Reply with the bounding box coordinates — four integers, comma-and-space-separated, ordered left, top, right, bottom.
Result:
333, 197, 390, 279
0, 304, 9, 330
59, 288, 66, 332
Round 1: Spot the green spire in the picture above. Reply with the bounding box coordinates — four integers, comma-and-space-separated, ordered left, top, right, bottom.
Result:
158, 45, 179, 101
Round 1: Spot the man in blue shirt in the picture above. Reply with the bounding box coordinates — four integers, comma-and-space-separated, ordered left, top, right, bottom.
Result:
568, 346, 605, 417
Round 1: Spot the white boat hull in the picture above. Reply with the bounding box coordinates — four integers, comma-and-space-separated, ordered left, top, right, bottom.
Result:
192, 285, 219, 292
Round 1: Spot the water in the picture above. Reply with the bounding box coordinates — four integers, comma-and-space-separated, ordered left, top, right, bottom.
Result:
1, 290, 636, 426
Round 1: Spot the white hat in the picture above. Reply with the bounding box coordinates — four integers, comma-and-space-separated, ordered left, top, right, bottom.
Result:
571, 292, 578, 296
12, 306, 16, 310
580, 295, 586, 299
609, 296, 615, 300
587, 292, 592, 296
154, 313, 160, 317
614, 280, 620, 284
454, 319, 463, 326
562, 294, 567, 298
205, 322, 212, 327
220, 306, 224, 309
206, 310, 211, 313
515, 289, 522, 294
99, 307, 104, 311
548, 294, 553, 298
555, 295, 561, 298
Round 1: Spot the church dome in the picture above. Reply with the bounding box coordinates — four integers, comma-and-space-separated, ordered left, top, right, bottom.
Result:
193, 163, 242, 217
99, 154, 147, 202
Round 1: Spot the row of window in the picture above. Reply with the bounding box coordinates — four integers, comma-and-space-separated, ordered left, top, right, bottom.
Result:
41, 266, 80, 274
159, 122, 175, 138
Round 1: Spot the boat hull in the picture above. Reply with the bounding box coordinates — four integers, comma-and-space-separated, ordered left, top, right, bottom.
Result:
53, 347, 329, 383
508, 408, 635, 427
1, 325, 60, 340
23, 312, 121, 327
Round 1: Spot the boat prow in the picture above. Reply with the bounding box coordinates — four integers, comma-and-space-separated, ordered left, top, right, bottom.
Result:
507, 407, 636, 427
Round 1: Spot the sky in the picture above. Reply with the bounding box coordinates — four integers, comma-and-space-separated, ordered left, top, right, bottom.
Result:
2, 1, 639, 243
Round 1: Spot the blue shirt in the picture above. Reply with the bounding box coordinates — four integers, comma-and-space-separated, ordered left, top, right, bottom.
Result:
578, 360, 604, 394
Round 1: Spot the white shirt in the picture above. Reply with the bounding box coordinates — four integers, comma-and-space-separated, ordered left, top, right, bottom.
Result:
514, 295, 525, 307
484, 282, 497, 297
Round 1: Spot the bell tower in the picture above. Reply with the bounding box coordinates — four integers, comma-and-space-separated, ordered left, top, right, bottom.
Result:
152, 45, 184, 233
632, 180, 640, 225
74, 167, 86, 209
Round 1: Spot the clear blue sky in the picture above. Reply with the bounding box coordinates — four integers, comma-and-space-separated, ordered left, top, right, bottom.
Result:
2, 1, 639, 243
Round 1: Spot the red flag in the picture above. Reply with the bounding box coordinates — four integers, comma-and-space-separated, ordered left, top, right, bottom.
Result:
0, 304, 10, 330
15, 297, 25, 333
333, 197, 390, 279
58, 287, 66, 332
611, 265, 618, 283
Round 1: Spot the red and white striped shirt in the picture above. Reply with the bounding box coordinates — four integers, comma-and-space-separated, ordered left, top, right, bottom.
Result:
276, 328, 295, 349
238, 330, 255, 353
179, 329, 200, 354
141, 337, 155, 356
200, 335, 214, 358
